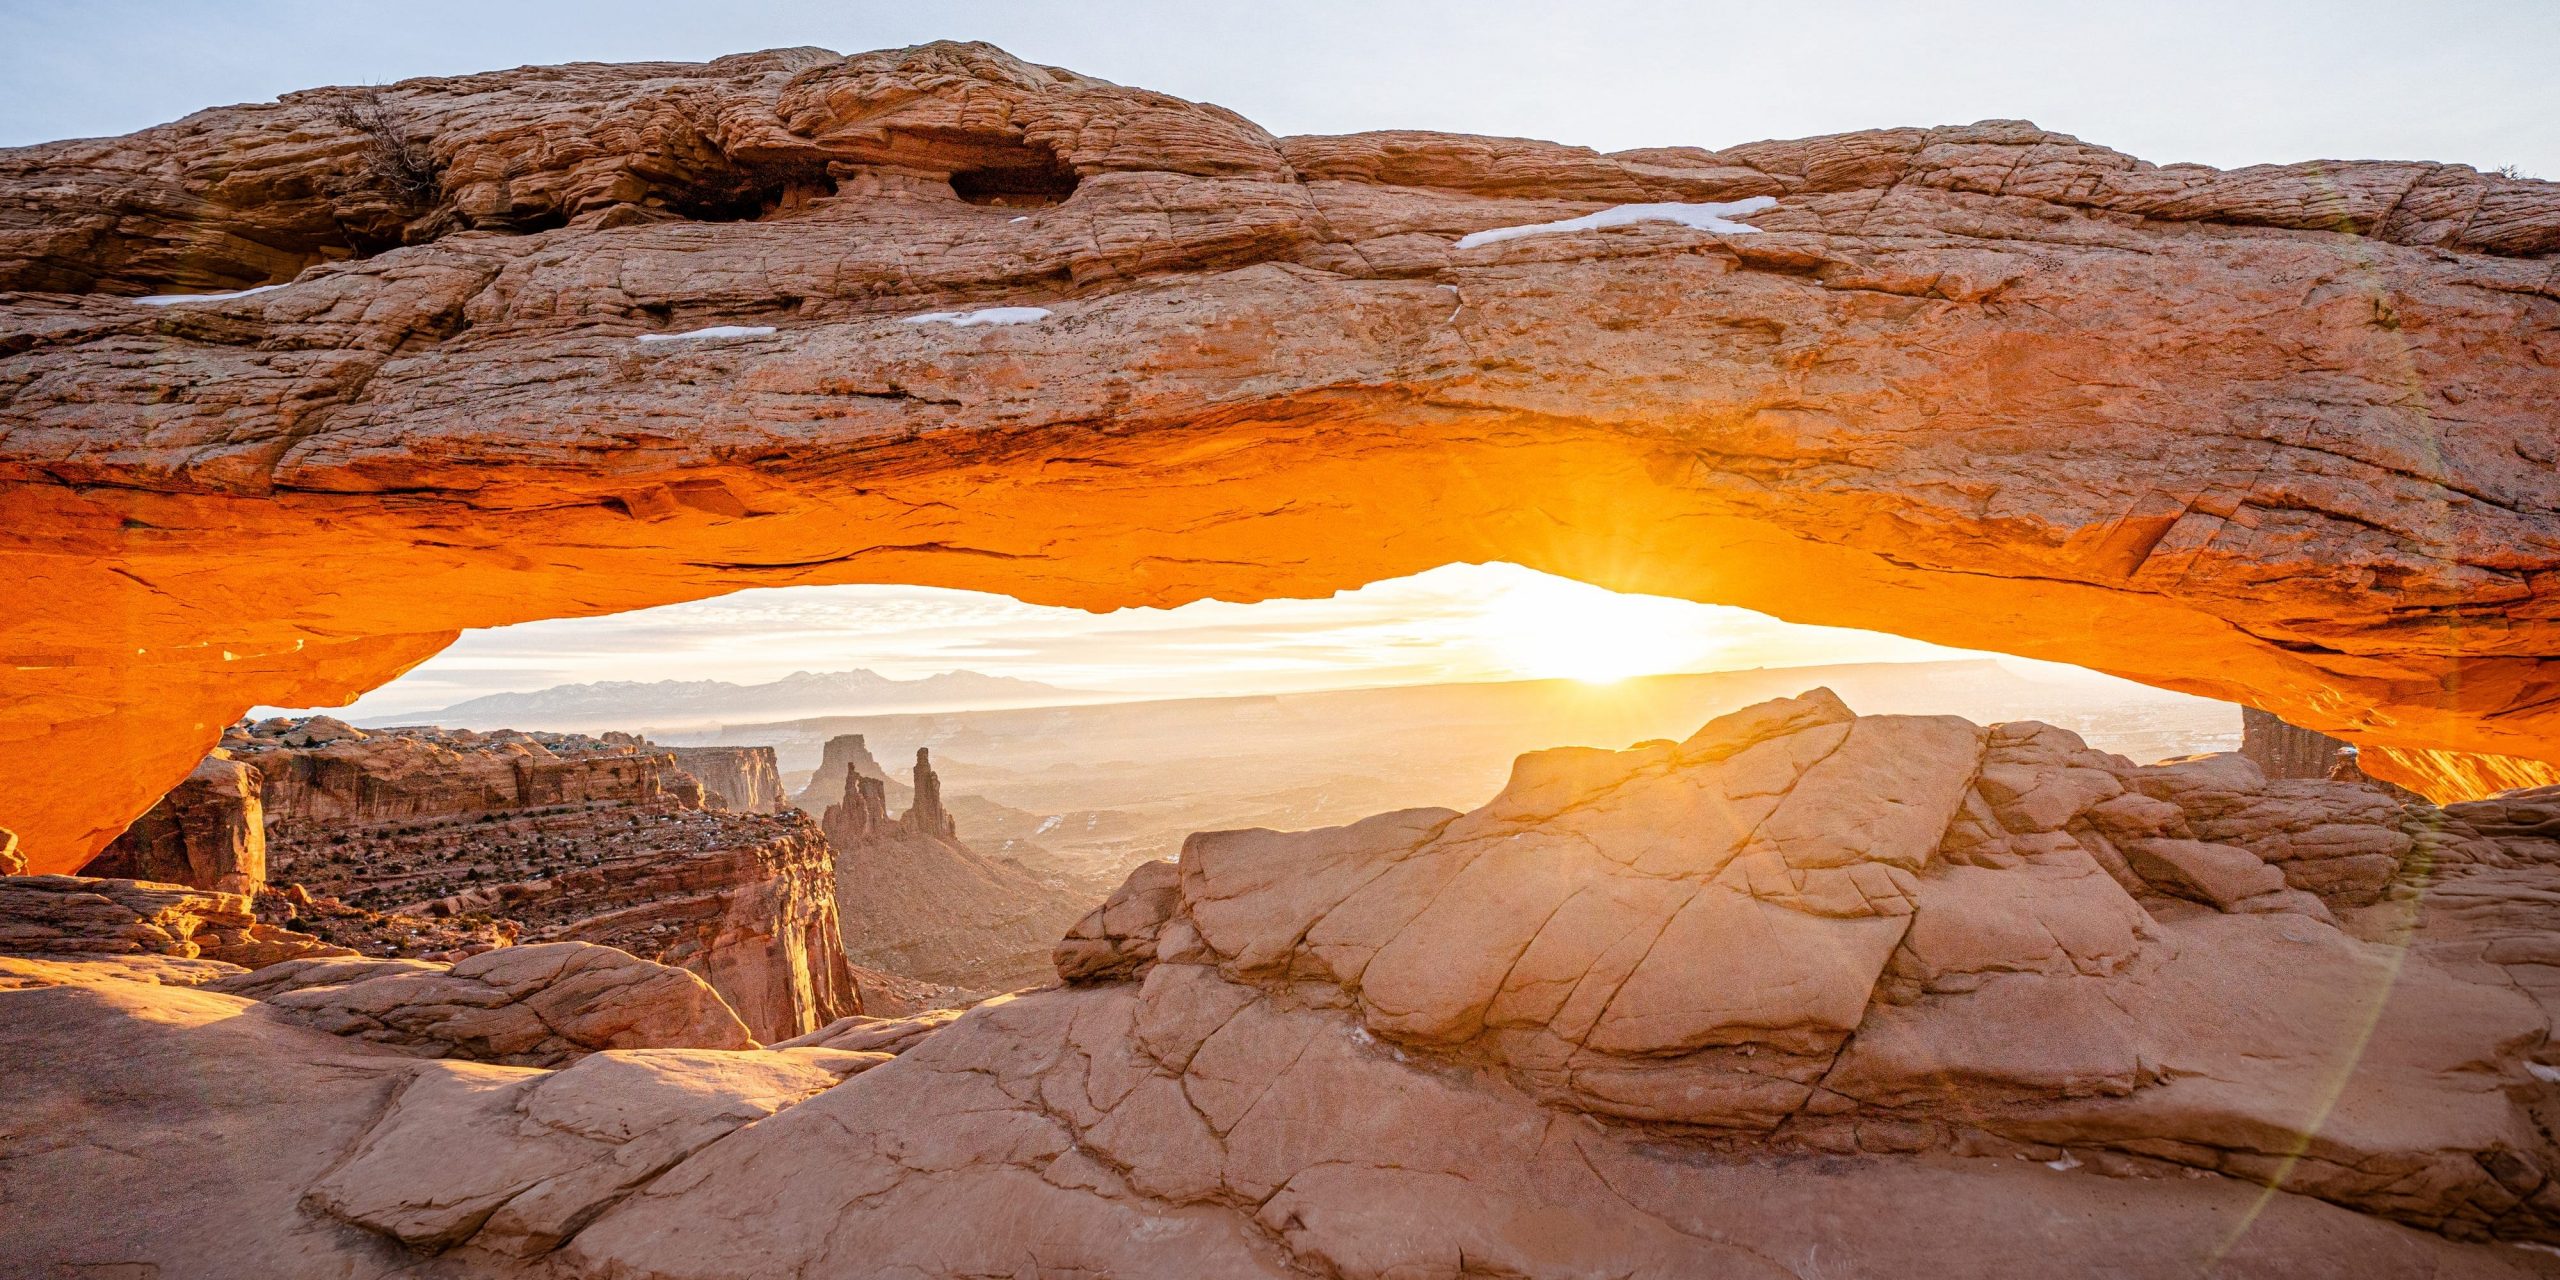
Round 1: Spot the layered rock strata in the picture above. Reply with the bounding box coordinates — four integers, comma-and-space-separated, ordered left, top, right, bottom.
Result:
793, 732, 906, 812
818, 748, 1089, 991
5, 42, 2558, 872
135, 717, 862, 1040
0, 957, 931, 1277
209, 941, 757, 1066
14, 697, 2560, 1275
0, 872, 350, 970
666, 745, 786, 813
1025, 691, 2560, 1247
86, 752, 268, 894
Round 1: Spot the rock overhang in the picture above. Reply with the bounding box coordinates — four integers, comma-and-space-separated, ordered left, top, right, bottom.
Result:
2, 39, 2558, 871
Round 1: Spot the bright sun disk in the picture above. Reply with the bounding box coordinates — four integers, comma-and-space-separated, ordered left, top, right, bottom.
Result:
1478, 573, 1714, 684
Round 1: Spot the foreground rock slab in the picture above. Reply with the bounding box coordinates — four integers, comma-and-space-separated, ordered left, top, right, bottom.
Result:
209, 940, 759, 1066
12, 694, 2560, 1278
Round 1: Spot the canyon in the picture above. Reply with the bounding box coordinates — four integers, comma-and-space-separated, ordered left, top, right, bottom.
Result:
94, 716, 862, 1040
4, 36, 2560, 1280
3, 42, 2558, 873
813, 740, 1093, 991
11, 692, 2560, 1276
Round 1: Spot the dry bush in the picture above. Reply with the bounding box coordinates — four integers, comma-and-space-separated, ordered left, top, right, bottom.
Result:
324, 86, 440, 210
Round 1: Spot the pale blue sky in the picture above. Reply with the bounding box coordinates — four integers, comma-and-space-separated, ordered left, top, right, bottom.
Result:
4, 0, 2554, 177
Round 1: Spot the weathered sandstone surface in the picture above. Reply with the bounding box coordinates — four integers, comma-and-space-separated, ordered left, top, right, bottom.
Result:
130, 716, 863, 1039
208, 941, 757, 1065
10, 695, 2560, 1276
667, 744, 787, 812
0, 958, 928, 1277
85, 751, 267, 894
793, 731, 908, 812
0, 872, 349, 970
818, 747, 1091, 991
4, 42, 2557, 870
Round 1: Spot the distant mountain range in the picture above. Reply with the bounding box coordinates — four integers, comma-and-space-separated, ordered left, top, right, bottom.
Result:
400, 670, 1090, 731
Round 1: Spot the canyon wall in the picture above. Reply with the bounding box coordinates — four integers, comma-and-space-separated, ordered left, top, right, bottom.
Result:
167, 718, 859, 1039
668, 745, 787, 813
3, 42, 2558, 871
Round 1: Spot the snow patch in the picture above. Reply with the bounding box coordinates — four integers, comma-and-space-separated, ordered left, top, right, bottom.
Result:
1035, 815, 1062, 835
902, 306, 1052, 328
2526, 1061, 2560, 1083
132, 284, 287, 306
636, 325, 777, 343
2044, 1152, 2081, 1171
1454, 197, 1776, 249
1009, 216, 1030, 223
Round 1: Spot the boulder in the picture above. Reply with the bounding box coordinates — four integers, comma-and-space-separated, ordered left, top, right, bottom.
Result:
85, 753, 267, 894
2125, 838, 2288, 907
305, 1048, 875, 1256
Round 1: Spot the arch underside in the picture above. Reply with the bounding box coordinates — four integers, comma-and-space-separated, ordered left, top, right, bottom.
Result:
1, 42, 2555, 872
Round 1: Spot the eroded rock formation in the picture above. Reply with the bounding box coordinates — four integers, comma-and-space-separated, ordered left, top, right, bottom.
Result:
1025, 691, 2560, 1253
12, 695, 2560, 1276
135, 717, 863, 1039
209, 942, 757, 1066
86, 752, 267, 894
818, 749, 1089, 991
793, 732, 905, 812
0, 872, 349, 971
3, 41, 2556, 872
667, 744, 786, 813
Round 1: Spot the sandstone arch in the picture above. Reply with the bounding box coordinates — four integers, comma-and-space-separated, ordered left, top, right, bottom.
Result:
3, 41, 2557, 874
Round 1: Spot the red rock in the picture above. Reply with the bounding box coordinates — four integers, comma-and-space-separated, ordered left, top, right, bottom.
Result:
2124, 838, 2288, 907
666, 745, 786, 813
2, 43, 2557, 875
208, 940, 756, 1065
200, 718, 862, 1041
13, 694, 2560, 1274
0, 872, 349, 968
85, 752, 267, 894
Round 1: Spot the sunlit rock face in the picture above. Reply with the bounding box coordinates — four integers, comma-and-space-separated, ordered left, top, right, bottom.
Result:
4, 40, 2558, 871
189, 718, 862, 1040
11, 695, 2560, 1277
1029, 693, 2560, 1254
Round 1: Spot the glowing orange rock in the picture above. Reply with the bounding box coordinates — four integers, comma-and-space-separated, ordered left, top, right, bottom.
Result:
3, 42, 2556, 873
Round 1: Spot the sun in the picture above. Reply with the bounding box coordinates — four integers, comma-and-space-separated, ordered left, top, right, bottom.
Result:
1475, 571, 1716, 684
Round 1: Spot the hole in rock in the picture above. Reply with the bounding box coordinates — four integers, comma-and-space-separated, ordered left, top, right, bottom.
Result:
652, 160, 842, 223
227, 564, 2245, 950
949, 146, 1080, 207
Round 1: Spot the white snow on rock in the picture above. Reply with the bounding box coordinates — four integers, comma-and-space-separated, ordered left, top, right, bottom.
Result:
902, 306, 1052, 327
132, 284, 287, 306
1453, 197, 1776, 249
636, 325, 778, 343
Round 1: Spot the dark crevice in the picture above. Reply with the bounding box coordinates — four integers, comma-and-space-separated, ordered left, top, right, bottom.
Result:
647, 158, 841, 223
950, 143, 1080, 207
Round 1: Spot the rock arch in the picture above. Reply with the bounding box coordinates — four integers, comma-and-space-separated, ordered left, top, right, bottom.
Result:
3, 41, 2556, 873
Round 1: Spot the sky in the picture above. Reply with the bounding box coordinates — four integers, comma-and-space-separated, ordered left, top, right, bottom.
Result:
323, 564, 1977, 718
4, 1, 2555, 175
16, 2, 2553, 711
